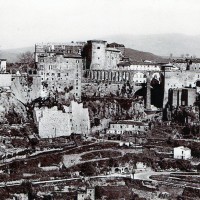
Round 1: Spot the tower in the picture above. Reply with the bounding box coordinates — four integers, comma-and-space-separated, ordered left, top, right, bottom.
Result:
86, 40, 107, 70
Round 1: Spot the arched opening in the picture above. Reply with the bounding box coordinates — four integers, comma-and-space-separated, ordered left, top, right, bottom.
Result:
151, 72, 165, 108
115, 168, 121, 174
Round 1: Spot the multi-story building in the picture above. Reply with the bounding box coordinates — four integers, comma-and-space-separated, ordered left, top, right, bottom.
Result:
168, 88, 196, 107
34, 42, 86, 101
36, 52, 82, 101
106, 120, 149, 135
34, 101, 90, 138
77, 188, 95, 200
34, 42, 85, 63
82, 40, 122, 70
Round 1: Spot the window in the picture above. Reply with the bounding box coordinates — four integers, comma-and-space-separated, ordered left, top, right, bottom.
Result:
52, 73, 55, 76
97, 47, 100, 49
76, 60, 79, 63
58, 73, 60, 77
47, 73, 49, 76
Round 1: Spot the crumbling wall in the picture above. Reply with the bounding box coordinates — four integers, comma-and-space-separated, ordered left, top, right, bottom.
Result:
164, 70, 200, 107
11, 75, 41, 104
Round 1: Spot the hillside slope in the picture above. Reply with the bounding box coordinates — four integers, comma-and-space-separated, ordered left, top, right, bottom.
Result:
105, 34, 200, 57
1, 46, 166, 63
124, 48, 167, 62
0, 46, 34, 63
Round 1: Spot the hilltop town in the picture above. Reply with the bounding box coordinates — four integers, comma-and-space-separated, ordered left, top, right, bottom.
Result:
0, 40, 199, 200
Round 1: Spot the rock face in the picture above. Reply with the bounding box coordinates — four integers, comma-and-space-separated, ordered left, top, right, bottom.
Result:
11, 75, 41, 104
0, 92, 27, 124
83, 98, 146, 127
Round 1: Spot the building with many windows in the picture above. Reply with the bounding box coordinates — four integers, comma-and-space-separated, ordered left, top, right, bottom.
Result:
36, 53, 82, 101
106, 120, 149, 135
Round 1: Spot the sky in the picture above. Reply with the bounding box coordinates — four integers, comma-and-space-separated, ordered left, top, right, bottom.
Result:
0, 0, 200, 49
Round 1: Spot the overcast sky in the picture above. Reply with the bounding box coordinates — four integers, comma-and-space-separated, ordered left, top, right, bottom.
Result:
1, 0, 200, 49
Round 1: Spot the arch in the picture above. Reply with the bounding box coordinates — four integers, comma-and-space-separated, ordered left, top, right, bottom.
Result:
195, 80, 200, 87
115, 168, 121, 173
124, 167, 129, 173
151, 72, 161, 83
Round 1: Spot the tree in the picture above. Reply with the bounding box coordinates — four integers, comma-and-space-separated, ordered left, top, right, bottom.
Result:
80, 162, 96, 176
17, 51, 34, 67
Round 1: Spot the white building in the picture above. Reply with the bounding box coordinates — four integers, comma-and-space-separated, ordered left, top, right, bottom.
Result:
173, 146, 191, 160
77, 188, 95, 200
0, 59, 6, 73
34, 101, 90, 138
106, 120, 149, 135
0, 74, 12, 88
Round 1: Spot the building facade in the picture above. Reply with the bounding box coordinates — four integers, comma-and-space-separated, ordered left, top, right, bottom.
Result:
106, 120, 149, 135
173, 146, 191, 160
168, 88, 196, 107
0, 59, 6, 73
36, 53, 82, 101
34, 101, 90, 138
77, 188, 95, 200
82, 40, 122, 70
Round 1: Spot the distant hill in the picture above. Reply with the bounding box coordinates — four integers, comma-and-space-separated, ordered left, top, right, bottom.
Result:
124, 48, 167, 62
104, 34, 200, 57
1, 45, 166, 63
0, 46, 34, 63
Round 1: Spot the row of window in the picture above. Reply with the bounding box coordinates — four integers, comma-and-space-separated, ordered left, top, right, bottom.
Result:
111, 125, 146, 129
41, 72, 68, 77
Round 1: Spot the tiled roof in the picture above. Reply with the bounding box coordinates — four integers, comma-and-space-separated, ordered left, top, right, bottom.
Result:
110, 120, 147, 126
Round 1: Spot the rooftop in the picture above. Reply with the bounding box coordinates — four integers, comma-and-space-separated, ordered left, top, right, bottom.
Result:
110, 120, 148, 126
174, 146, 191, 151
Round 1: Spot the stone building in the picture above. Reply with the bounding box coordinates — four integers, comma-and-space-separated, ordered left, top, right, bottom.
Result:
107, 42, 125, 55
173, 146, 191, 160
0, 74, 12, 89
77, 188, 95, 200
34, 42, 85, 62
36, 53, 82, 101
82, 40, 122, 70
168, 88, 196, 107
0, 59, 6, 73
34, 101, 90, 138
106, 120, 149, 135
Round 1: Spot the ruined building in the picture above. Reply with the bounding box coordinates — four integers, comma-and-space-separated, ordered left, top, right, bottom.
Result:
34, 101, 90, 138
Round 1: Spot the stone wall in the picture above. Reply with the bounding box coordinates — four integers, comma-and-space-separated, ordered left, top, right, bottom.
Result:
0, 74, 12, 88
37, 55, 82, 101
34, 101, 90, 138
11, 75, 41, 104
164, 70, 200, 107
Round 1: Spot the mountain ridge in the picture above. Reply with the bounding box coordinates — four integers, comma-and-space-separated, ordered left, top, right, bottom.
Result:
0, 46, 165, 63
